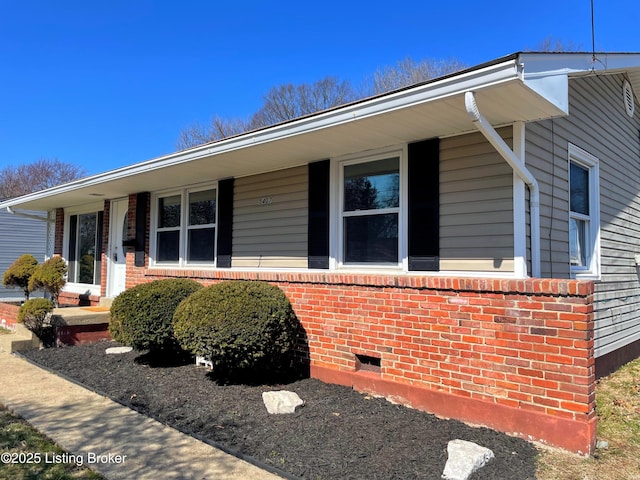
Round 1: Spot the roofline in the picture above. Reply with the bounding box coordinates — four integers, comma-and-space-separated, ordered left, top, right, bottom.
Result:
3, 51, 640, 211
0, 55, 524, 210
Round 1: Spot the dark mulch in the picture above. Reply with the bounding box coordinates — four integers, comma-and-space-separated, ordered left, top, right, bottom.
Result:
23, 341, 538, 479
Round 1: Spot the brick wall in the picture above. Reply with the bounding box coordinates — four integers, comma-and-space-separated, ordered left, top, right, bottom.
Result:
0, 302, 20, 329
54, 208, 64, 255
141, 267, 596, 454
100, 200, 111, 298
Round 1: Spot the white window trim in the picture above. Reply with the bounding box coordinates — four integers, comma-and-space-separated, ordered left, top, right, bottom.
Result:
569, 143, 601, 280
150, 183, 218, 268
331, 145, 408, 271
63, 202, 105, 292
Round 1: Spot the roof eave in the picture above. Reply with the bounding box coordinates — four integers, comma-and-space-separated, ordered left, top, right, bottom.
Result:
0, 55, 569, 212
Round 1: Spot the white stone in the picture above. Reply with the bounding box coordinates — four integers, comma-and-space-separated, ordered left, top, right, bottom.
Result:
441, 439, 494, 480
195, 356, 213, 369
262, 390, 304, 414
105, 346, 133, 354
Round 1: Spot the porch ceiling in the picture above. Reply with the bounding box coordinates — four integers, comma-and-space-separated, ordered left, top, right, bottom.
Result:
1, 59, 564, 211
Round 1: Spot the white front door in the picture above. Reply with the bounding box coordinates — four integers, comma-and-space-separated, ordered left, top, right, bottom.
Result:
106, 198, 129, 297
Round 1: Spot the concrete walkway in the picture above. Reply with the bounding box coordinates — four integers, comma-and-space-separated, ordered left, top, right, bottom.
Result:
0, 348, 283, 480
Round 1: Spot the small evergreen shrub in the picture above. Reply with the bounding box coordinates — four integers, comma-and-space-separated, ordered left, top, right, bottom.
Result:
2, 254, 38, 301
173, 280, 300, 381
18, 298, 55, 347
28, 256, 67, 306
109, 278, 203, 353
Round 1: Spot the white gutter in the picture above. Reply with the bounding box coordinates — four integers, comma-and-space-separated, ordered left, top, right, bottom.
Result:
464, 91, 541, 278
6, 206, 53, 223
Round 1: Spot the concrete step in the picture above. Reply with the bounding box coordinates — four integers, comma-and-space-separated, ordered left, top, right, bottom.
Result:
52, 307, 111, 327
0, 324, 41, 353
99, 297, 114, 308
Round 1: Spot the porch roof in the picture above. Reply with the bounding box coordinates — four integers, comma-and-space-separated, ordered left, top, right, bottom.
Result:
3, 52, 640, 212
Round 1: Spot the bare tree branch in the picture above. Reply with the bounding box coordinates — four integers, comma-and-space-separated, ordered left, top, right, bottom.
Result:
0, 158, 86, 200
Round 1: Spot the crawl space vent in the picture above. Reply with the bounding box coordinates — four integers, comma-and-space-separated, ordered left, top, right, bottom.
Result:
623, 80, 635, 118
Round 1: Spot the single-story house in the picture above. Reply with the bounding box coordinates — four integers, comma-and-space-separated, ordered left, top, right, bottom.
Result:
2, 51, 640, 454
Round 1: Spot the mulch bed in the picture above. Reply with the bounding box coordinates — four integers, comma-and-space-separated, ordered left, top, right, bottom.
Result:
23, 341, 538, 479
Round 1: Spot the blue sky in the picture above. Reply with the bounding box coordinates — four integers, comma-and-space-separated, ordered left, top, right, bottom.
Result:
2, 0, 640, 176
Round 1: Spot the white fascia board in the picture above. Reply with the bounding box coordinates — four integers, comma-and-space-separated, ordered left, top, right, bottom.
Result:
0, 58, 523, 211
519, 52, 640, 114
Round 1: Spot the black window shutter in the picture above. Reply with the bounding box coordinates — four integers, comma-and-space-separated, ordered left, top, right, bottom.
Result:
134, 193, 148, 267
408, 138, 440, 271
68, 215, 78, 280
217, 178, 234, 268
308, 160, 330, 269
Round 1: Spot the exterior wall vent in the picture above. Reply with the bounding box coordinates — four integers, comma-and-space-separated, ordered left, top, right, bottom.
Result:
623, 80, 635, 118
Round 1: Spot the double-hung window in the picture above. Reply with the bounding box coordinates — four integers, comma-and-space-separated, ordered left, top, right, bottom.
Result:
568, 144, 600, 278
340, 154, 402, 266
154, 186, 217, 266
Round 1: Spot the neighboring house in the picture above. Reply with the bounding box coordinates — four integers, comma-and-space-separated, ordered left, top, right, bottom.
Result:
2, 52, 640, 453
0, 207, 48, 302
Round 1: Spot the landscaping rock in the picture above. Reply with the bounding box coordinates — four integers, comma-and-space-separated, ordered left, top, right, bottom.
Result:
441, 439, 494, 480
262, 390, 304, 414
105, 346, 133, 354
195, 355, 213, 369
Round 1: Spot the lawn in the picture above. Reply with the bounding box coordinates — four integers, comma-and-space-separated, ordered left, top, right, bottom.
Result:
0, 404, 103, 480
537, 357, 640, 480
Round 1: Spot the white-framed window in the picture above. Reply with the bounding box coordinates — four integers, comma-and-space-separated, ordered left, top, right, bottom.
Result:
335, 148, 406, 268
569, 144, 600, 279
152, 185, 217, 266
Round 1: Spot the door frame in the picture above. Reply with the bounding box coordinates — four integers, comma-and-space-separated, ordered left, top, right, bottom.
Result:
106, 197, 129, 298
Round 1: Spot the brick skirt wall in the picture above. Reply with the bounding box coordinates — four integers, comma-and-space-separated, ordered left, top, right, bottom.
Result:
0, 302, 20, 329
142, 266, 596, 454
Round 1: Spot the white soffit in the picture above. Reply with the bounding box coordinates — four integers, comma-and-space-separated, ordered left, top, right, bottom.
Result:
1, 57, 567, 211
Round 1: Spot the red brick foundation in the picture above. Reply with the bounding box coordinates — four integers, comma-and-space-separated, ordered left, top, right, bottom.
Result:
0, 302, 20, 329
55, 323, 111, 346
140, 268, 596, 454
57, 291, 101, 307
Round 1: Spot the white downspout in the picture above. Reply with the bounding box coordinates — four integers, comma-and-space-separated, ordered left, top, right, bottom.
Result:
6, 206, 53, 223
464, 91, 541, 278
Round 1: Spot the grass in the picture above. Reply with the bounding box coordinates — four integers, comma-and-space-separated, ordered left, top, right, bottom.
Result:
0, 327, 11, 335
537, 357, 640, 480
0, 404, 103, 480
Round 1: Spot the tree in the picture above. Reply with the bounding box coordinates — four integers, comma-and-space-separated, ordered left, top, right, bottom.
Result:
250, 76, 356, 127
176, 57, 466, 149
2, 254, 38, 301
176, 76, 356, 149
363, 57, 467, 95
176, 116, 251, 150
28, 256, 67, 307
535, 36, 583, 52
0, 158, 86, 200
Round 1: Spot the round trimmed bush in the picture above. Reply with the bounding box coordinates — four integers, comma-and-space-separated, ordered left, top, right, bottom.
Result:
109, 278, 203, 352
173, 280, 300, 379
18, 298, 55, 347
18, 298, 54, 324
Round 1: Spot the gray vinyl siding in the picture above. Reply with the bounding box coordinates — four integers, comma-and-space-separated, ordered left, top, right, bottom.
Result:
0, 209, 47, 301
440, 129, 515, 272
232, 166, 308, 268
527, 73, 640, 358
526, 120, 571, 279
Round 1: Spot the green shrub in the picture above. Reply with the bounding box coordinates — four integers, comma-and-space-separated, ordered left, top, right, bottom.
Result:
18, 298, 55, 347
109, 278, 203, 353
2, 254, 38, 301
173, 280, 300, 381
28, 256, 67, 306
